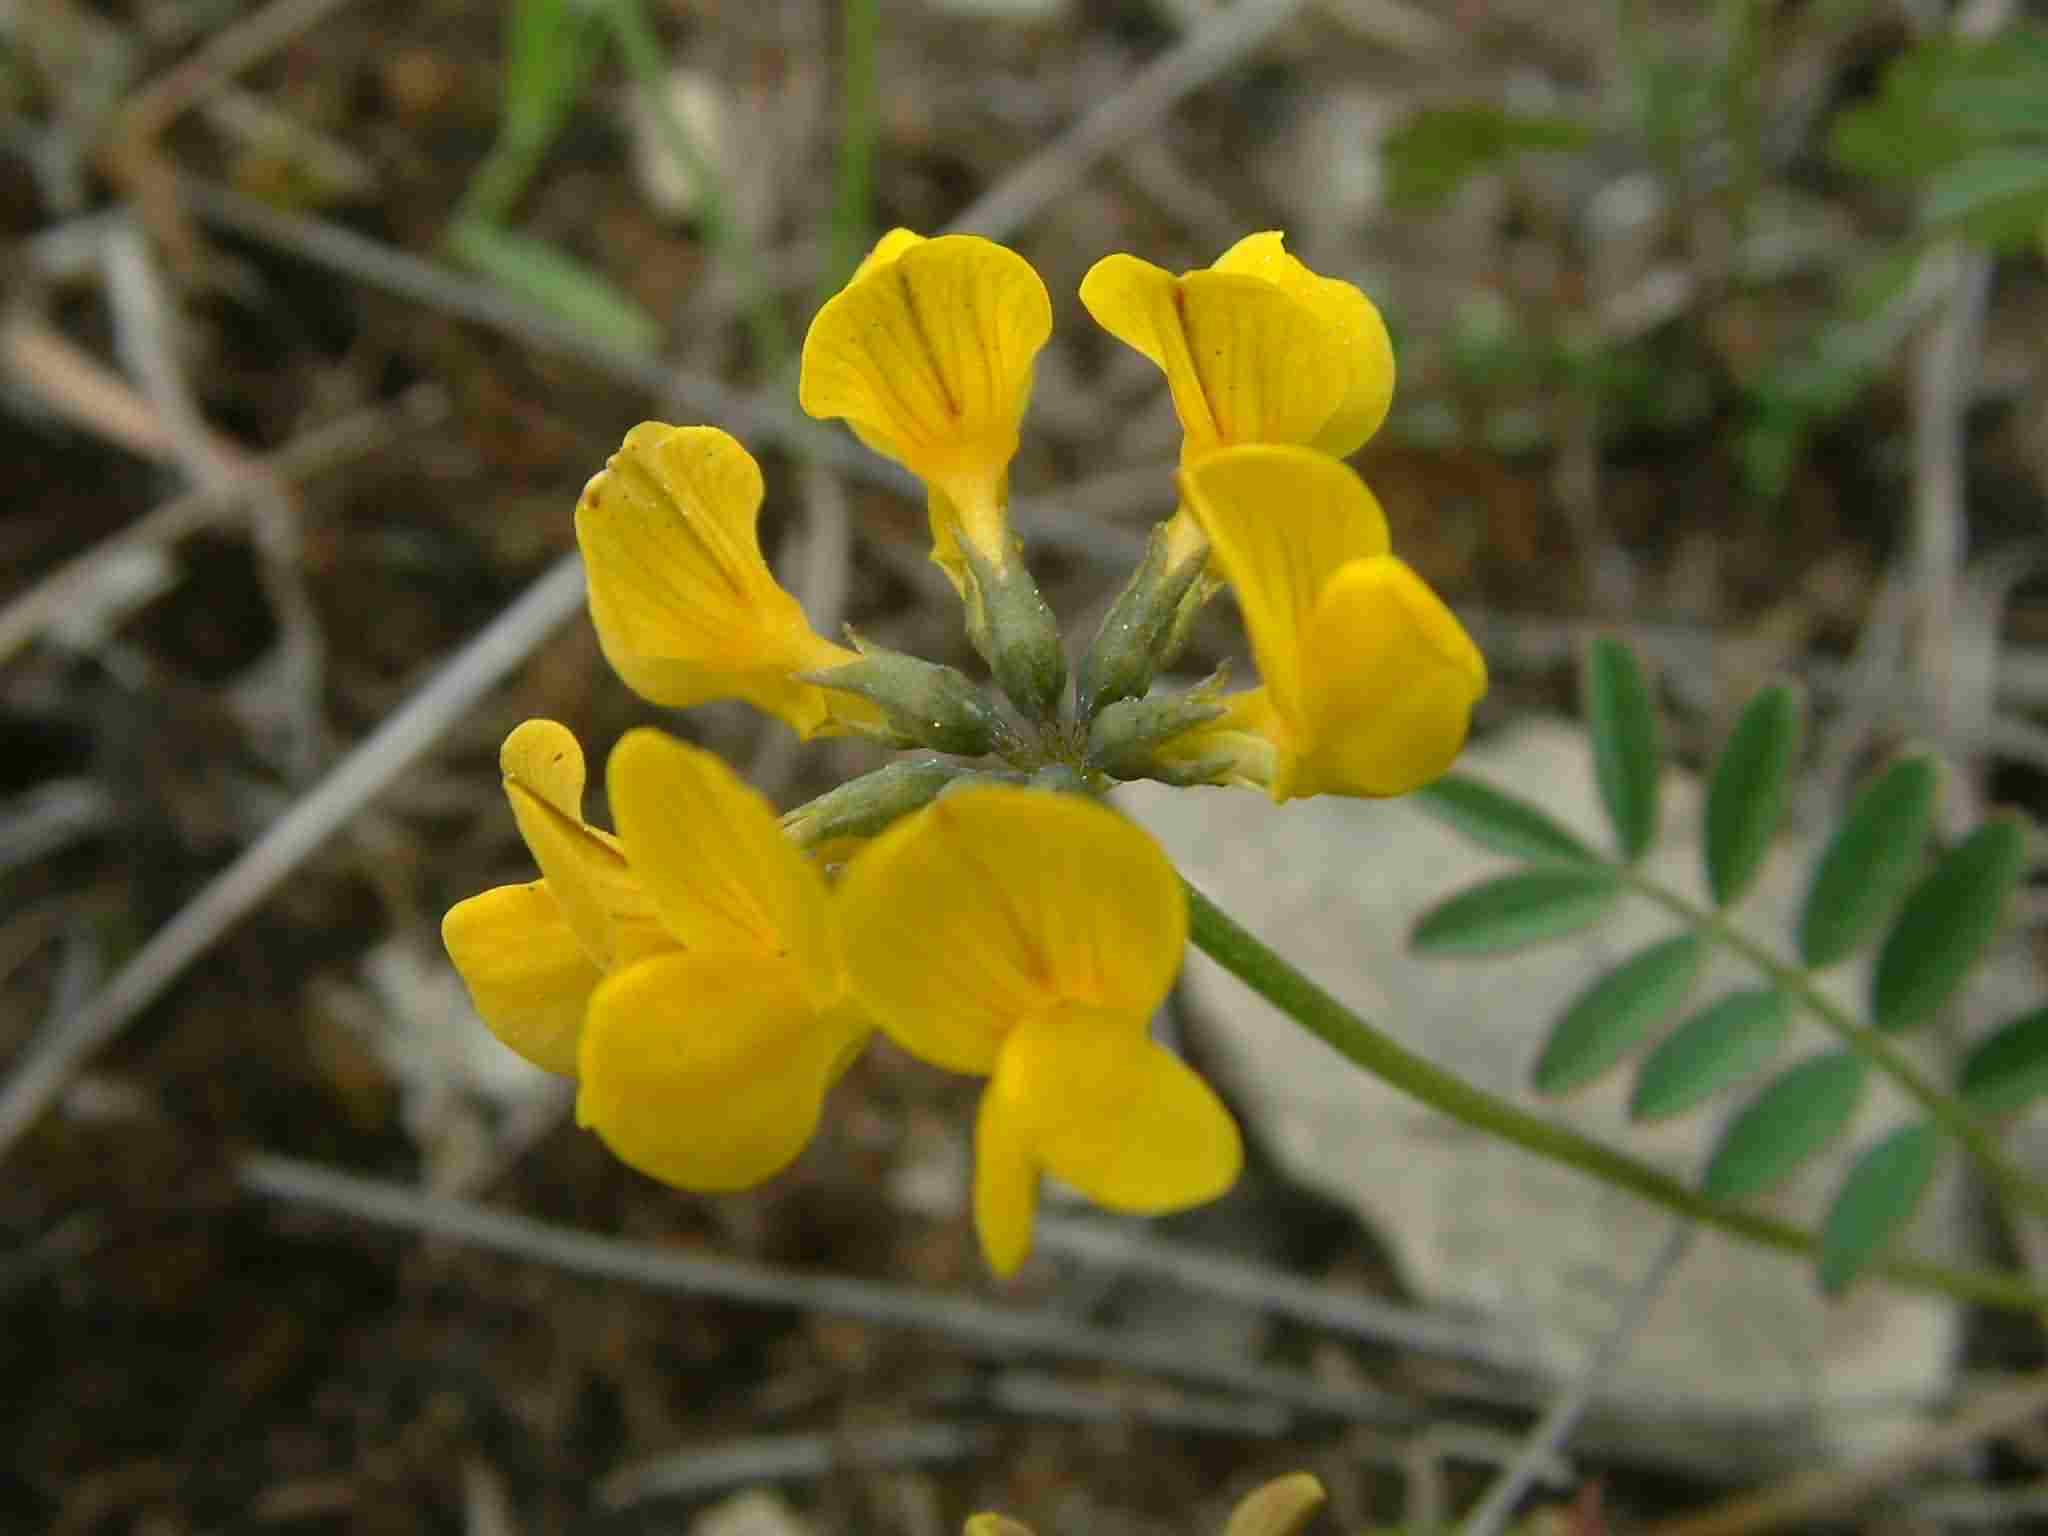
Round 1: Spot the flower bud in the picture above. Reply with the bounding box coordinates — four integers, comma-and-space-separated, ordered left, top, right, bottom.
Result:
1075, 522, 1210, 718
1089, 684, 1230, 784
780, 757, 967, 848
960, 539, 1067, 724
805, 633, 1018, 756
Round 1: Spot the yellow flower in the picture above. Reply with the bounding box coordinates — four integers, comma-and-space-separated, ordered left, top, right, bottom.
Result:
1170, 445, 1486, 802
1079, 231, 1394, 465
442, 720, 870, 1189
968, 1473, 1326, 1536
799, 229, 1052, 595
576, 423, 877, 740
838, 787, 1241, 1275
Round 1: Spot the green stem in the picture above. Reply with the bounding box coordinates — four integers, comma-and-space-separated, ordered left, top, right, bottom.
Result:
821, 0, 880, 302
1620, 867, 2048, 1230
1182, 880, 2046, 1314
603, 0, 791, 372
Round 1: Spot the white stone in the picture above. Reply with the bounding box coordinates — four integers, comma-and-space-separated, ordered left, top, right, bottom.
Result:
1120, 719, 1970, 1466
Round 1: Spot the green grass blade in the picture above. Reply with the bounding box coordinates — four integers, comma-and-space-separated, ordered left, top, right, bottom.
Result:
1820, 1123, 1940, 1295
1630, 987, 1792, 1122
1582, 635, 1661, 861
1703, 682, 1803, 907
459, 0, 607, 226
1534, 933, 1705, 1095
445, 220, 662, 356
821, 0, 880, 296
1410, 868, 1622, 956
1410, 774, 1601, 865
1871, 818, 2027, 1034
1797, 753, 1939, 968
1703, 1051, 1866, 1201
1960, 1005, 2048, 1116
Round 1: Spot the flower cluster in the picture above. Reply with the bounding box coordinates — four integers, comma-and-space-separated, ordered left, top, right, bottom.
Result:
444, 229, 1484, 1275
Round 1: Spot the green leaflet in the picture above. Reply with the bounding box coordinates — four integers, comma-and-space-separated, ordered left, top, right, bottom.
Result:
1797, 754, 1938, 968
1961, 1005, 2048, 1116
1872, 819, 2027, 1035
1923, 149, 2048, 249
1631, 987, 1792, 1122
1410, 868, 1622, 956
1820, 1123, 1940, 1295
1582, 636, 1661, 862
1703, 1051, 1866, 1201
1534, 934, 1705, 1096
1703, 683, 1803, 908
1410, 775, 1600, 866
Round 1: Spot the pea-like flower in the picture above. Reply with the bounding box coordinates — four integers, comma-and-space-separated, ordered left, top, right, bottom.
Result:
1072, 234, 1399, 705
1080, 231, 1394, 465
443, 720, 870, 1189
799, 229, 1052, 599
576, 423, 877, 740
838, 787, 1241, 1275
1162, 445, 1486, 802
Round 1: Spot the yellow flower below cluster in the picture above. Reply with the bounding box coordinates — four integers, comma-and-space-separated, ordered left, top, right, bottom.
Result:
576, 424, 876, 740
839, 788, 1242, 1274
1163, 446, 1486, 802
442, 721, 870, 1189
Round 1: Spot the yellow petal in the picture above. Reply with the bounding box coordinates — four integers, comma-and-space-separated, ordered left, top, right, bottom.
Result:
989, 1004, 1242, 1211
838, 787, 1187, 1074
576, 423, 870, 739
1077, 255, 1349, 463
1222, 1475, 1327, 1536
577, 951, 868, 1190
849, 225, 927, 284
1177, 446, 1391, 727
499, 721, 671, 970
607, 729, 838, 999
441, 881, 602, 1076
1212, 232, 1395, 456
973, 1079, 1041, 1277
1283, 555, 1487, 800
798, 233, 1051, 553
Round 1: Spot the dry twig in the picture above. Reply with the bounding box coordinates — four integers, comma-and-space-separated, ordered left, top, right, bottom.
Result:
1642, 1369, 2048, 1536
236, 1152, 1420, 1428
0, 558, 588, 1159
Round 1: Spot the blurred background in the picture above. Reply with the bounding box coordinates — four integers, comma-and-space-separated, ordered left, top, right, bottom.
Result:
6, 0, 2048, 1529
